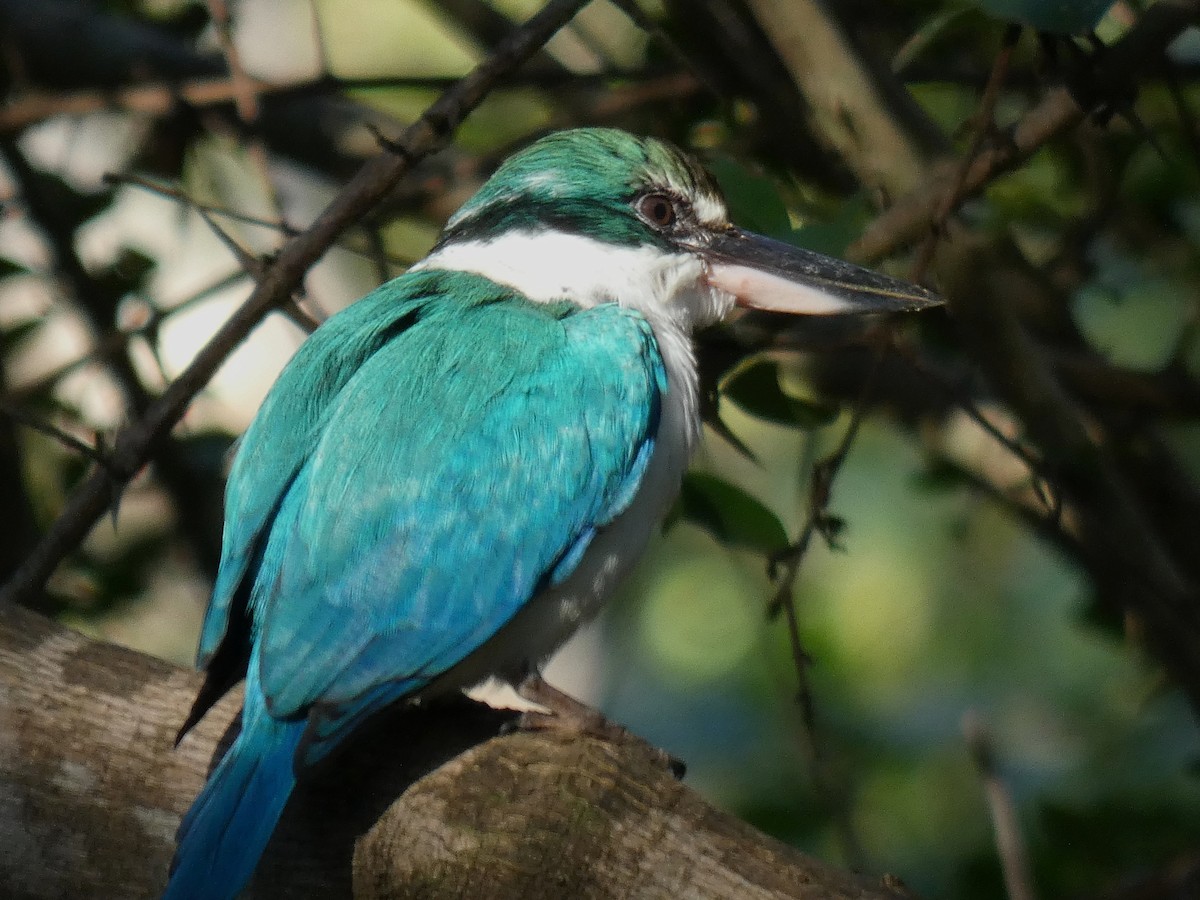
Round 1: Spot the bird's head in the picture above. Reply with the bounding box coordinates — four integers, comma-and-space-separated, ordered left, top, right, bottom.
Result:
418, 128, 939, 330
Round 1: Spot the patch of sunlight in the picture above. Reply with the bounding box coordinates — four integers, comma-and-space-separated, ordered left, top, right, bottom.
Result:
380, 217, 440, 264
490, 0, 645, 72
638, 528, 760, 685
157, 290, 303, 430
811, 553, 935, 699
856, 754, 990, 889
317, 0, 477, 78
1074, 277, 1192, 371
233, 0, 322, 82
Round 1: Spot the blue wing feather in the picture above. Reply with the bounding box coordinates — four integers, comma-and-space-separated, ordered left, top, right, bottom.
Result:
196, 281, 429, 667
252, 278, 664, 728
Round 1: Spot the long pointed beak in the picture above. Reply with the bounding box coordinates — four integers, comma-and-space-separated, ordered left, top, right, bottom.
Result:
703, 227, 941, 315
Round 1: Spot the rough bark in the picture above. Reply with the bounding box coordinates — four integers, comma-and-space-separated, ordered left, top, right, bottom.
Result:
0, 604, 913, 899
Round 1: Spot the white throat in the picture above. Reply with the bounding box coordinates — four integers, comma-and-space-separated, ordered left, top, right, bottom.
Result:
412, 230, 733, 330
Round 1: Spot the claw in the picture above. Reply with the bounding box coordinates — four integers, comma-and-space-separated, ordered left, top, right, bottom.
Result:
510, 672, 686, 778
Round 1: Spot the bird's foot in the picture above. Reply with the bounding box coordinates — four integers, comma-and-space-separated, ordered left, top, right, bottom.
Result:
511, 672, 686, 779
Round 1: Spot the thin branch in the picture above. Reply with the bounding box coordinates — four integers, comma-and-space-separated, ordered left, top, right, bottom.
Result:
963, 711, 1038, 900
104, 171, 418, 271
105, 171, 298, 235
769, 339, 888, 588
193, 202, 264, 278
0, 76, 277, 133
761, 336, 893, 871
0, 70, 684, 135
189, 199, 323, 334
0, 399, 114, 472
929, 451, 1083, 563
912, 23, 1021, 282
887, 340, 1060, 517
0, 0, 596, 608
7, 270, 251, 404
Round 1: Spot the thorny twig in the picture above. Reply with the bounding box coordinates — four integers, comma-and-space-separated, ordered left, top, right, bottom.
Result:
761, 332, 894, 870
0, 399, 115, 474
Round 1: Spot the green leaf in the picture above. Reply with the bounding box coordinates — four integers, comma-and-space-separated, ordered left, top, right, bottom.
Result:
789, 194, 872, 256
722, 357, 838, 428
705, 157, 792, 237
670, 472, 788, 555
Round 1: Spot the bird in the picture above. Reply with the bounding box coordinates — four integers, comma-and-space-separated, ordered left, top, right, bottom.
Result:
974, 0, 1114, 34
163, 127, 940, 899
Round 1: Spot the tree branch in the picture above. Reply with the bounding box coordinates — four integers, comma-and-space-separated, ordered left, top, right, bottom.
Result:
850, 0, 1200, 263
0, 604, 914, 899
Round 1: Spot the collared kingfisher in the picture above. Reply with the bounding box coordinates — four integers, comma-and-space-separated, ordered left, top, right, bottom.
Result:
163, 127, 939, 899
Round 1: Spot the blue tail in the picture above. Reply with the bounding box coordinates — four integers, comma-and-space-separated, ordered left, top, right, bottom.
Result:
164, 670, 305, 900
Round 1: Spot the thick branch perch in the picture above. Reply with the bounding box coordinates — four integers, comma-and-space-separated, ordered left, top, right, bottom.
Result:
0, 604, 910, 899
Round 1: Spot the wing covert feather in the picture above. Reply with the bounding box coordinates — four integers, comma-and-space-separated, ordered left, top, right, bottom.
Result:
196, 279, 440, 666
245, 280, 665, 723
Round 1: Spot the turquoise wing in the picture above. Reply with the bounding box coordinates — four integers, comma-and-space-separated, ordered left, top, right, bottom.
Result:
195, 278, 431, 667
239, 271, 665, 758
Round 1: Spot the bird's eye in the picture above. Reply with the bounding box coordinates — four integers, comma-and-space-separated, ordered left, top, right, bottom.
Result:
637, 193, 677, 229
